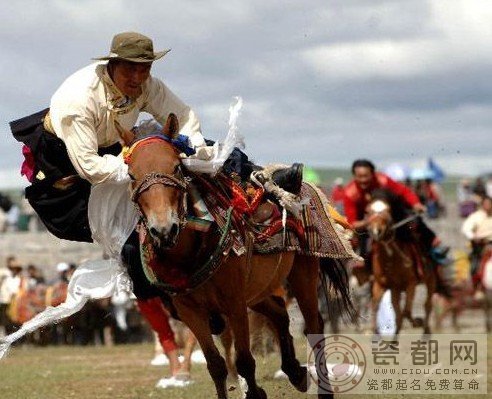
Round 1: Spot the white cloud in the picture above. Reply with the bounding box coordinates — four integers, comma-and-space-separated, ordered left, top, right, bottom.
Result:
302, 0, 492, 81
0, 0, 491, 177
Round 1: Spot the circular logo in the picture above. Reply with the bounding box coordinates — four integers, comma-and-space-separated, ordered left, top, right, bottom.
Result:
307, 334, 366, 393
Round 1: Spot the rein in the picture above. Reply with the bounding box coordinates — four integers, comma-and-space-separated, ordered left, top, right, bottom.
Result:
391, 213, 420, 230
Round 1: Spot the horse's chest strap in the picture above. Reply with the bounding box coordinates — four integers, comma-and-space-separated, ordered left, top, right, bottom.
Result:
141, 207, 234, 296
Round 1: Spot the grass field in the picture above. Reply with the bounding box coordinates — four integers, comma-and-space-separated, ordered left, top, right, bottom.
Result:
0, 335, 491, 399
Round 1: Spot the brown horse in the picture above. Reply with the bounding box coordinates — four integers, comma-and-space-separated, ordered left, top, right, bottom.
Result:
366, 192, 437, 335
123, 115, 354, 399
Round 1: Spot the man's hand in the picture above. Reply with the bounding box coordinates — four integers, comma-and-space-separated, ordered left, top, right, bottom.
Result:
413, 203, 426, 214
352, 220, 368, 230
353, 214, 378, 230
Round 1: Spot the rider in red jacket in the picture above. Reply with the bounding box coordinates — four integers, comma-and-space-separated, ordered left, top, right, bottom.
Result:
343, 159, 448, 265
344, 169, 423, 229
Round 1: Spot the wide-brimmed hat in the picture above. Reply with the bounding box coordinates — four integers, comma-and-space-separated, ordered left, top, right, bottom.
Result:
93, 32, 170, 63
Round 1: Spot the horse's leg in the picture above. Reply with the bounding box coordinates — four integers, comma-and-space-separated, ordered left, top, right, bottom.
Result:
219, 324, 239, 385
371, 281, 385, 334
451, 303, 461, 332
485, 288, 492, 333
251, 296, 307, 392
288, 256, 334, 399
423, 272, 437, 335
174, 300, 229, 399
178, 328, 197, 376
402, 283, 417, 326
390, 289, 403, 336
227, 300, 266, 399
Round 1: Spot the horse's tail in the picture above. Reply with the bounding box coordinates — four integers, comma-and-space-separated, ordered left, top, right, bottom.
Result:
319, 257, 358, 325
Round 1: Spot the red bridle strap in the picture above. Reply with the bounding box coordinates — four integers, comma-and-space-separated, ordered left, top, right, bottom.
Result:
123, 136, 178, 165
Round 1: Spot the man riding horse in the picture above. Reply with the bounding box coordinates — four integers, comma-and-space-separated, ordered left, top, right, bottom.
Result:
343, 159, 449, 276
9, 32, 303, 377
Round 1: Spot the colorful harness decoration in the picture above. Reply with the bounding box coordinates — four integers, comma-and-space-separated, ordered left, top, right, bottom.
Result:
139, 208, 234, 296
123, 133, 195, 165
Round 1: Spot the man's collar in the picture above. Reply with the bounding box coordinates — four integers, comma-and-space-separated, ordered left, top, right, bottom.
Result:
101, 65, 137, 115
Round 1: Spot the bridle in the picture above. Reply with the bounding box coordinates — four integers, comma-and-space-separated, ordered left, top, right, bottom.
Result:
125, 135, 191, 235
369, 214, 395, 242
367, 200, 394, 242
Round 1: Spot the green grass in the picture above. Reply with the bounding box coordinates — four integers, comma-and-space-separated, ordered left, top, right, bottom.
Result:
0, 343, 301, 399
0, 335, 491, 399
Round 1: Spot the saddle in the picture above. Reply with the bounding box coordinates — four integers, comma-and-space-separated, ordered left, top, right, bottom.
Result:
188, 172, 306, 253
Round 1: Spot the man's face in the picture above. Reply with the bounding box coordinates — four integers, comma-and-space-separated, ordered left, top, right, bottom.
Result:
110, 60, 152, 99
353, 166, 374, 190
483, 198, 492, 215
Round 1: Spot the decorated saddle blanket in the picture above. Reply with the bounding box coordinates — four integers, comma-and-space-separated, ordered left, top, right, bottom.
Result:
188, 173, 357, 260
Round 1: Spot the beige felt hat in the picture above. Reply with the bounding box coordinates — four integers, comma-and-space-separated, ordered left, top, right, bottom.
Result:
93, 32, 170, 63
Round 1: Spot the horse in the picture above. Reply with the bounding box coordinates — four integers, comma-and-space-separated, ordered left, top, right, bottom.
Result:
122, 114, 354, 399
366, 190, 437, 336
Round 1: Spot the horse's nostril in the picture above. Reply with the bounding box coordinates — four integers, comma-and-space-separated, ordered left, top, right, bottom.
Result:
170, 223, 179, 237
150, 227, 160, 237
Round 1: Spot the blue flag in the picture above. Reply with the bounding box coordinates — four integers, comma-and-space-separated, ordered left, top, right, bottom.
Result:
427, 158, 445, 183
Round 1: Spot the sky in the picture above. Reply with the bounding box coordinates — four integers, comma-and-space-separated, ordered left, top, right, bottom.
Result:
1, 0, 491, 188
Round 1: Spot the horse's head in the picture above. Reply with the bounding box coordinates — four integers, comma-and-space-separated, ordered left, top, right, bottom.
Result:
366, 198, 393, 241
123, 114, 188, 249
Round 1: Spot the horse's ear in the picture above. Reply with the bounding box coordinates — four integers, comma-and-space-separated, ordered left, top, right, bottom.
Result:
162, 113, 179, 139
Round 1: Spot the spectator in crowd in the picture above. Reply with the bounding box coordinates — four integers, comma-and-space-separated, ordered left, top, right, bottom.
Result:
0, 264, 12, 337
415, 178, 444, 219
486, 176, 492, 198
19, 198, 42, 232
5, 201, 20, 232
53, 262, 70, 284
472, 177, 487, 199
457, 179, 478, 218
26, 264, 45, 288
0, 206, 6, 233
461, 196, 492, 285
0, 194, 12, 233
1, 257, 23, 334
329, 177, 345, 215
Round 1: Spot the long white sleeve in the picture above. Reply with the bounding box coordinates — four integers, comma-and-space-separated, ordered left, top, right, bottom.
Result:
461, 211, 481, 240
52, 111, 128, 185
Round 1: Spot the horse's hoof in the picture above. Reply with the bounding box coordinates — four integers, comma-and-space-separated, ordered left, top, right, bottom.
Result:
245, 386, 267, 399
288, 366, 308, 392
